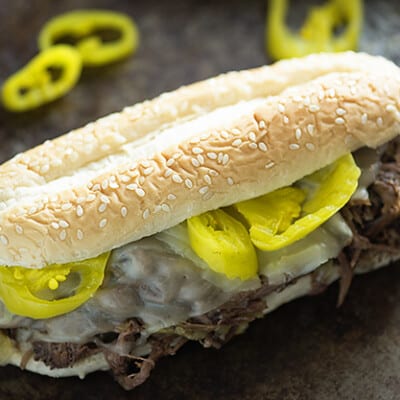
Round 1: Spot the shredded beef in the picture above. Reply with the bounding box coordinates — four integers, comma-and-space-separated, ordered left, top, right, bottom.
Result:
338, 137, 400, 303
12, 137, 400, 390
32, 342, 100, 369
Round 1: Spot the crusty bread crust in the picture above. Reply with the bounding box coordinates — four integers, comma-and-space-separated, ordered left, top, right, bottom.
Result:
0, 52, 400, 267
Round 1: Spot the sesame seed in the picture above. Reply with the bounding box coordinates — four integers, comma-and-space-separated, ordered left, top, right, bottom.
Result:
92, 184, 100, 191
59, 230, 67, 241
307, 124, 315, 136
127, 183, 137, 190
192, 147, 203, 154
377, 117, 383, 127
142, 209, 150, 219
121, 206, 128, 217
249, 142, 258, 149
87, 194, 96, 202
318, 90, 325, 100
41, 164, 50, 173
283, 116, 289, 124
218, 153, 224, 163
265, 162, 275, 169
136, 188, 146, 197
190, 137, 201, 144
99, 219, 107, 228
207, 152, 217, 160
336, 108, 346, 116
87, 182, 93, 189
231, 128, 241, 135
154, 205, 162, 213
61, 203, 72, 211
295, 128, 302, 140
209, 169, 219, 177
76, 205, 83, 217
0, 235, 8, 245
167, 194, 177, 201
258, 142, 268, 152
101, 180, 109, 190
289, 143, 300, 150
227, 177, 234, 185
138, 176, 145, 185
98, 203, 107, 213
173, 152, 183, 159
258, 120, 266, 129
172, 174, 183, 183
335, 117, 345, 125
221, 131, 230, 139
199, 186, 209, 195
249, 132, 257, 142
161, 203, 171, 212
109, 181, 119, 189
278, 103, 285, 113
51, 222, 60, 230
120, 175, 130, 183
140, 160, 150, 168
306, 143, 315, 151
293, 95, 302, 102
232, 139, 242, 147
204, 174, 212, 185
185, 179, 193, 189
197, 154, 205, 164
16, 225, 23, 234
59, 220, 69, 228
143, 167, 154, 175
361, 113, 368, 125
77, 229, 83, 240
166, 158, 175, 167
202, 191, 213, 201
309, 105, 320, 112
328, 88, 336, 98
191, 158, 200, 167
222, 154, 230, 165
101, 195, 110, 204
386, 104, 396, 112
28, 207, 37, 215
164, 169, 172, 177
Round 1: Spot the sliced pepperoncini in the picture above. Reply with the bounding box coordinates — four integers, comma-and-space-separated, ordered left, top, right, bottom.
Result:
187, 210, 257, 280
1, 45, 81, 112
233, 154, 360, 251
0, 252, 109, 319
38, 10, 139, 66
266, 0, 363, 60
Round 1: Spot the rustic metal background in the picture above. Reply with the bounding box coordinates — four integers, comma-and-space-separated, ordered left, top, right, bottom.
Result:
0, 1, 399, 399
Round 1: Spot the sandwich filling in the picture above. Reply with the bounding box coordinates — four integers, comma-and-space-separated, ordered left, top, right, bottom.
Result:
0, 138, 400, 389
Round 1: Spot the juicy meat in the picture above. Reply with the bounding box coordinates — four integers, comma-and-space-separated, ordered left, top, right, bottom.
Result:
32, 342, 99, 369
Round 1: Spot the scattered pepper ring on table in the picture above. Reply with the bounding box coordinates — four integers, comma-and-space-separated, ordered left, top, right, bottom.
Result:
1, 45, 82, 112
266, 0, 363, 60
38, 9, 139, 66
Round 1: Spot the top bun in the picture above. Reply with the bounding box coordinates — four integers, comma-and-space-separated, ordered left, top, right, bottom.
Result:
0, 52, 400, 268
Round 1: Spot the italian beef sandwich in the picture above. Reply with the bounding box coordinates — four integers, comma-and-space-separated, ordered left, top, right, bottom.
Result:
0, 52, 400, 389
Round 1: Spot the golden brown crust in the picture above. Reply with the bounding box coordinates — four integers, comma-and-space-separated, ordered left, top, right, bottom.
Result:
0, 52, 399, 267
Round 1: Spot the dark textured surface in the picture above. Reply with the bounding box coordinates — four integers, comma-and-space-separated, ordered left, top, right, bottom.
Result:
0, 0, 400, 399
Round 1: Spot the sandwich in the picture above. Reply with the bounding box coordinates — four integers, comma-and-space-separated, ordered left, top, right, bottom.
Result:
0, 51, 399, 390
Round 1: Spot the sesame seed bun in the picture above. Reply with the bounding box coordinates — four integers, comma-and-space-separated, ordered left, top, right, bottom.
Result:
0, 52, 399, 268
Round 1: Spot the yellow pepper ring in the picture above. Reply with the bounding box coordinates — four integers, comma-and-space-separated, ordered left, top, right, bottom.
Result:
187, 209, 258, 281
234, 154, 360, 251
0, 252, 110, 319
38, 10, 139, 66
266, 0, 363, 60
1, 45, 82, 112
